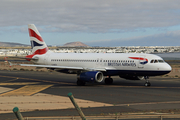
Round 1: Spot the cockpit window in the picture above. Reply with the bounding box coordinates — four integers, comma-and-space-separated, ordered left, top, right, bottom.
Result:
150, 60, 154, 63
154, 60, 158, 63
150, 59, 164, 63
158, 60, 164, 63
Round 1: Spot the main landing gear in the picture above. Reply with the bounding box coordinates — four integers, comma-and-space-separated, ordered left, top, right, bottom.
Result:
104, 76, 113, 85
77, 79, 86, 86
144, 76, 151, 87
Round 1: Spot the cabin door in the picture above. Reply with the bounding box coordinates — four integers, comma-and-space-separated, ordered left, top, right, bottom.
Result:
138, 55, 145, 68
96, 58, 103, 66
44, 54, 50, 65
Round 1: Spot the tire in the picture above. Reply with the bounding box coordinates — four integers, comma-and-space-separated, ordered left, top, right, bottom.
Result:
144, 82, 151, 87
105, 78, 113, 85
77, 80, 86, 86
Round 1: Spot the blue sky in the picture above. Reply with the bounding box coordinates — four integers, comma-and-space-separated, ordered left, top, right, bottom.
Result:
0, 0, 180, 47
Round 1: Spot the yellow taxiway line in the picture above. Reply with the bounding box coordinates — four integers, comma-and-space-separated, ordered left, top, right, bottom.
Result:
0, 85, 53, 96
0, 75, 74, 85
0, 82, 39, 86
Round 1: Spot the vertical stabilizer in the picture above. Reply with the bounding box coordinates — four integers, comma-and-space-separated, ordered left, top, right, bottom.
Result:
28, 24, 49, 55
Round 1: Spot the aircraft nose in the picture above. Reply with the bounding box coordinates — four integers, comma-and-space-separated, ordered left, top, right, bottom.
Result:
165, 63, 172, 72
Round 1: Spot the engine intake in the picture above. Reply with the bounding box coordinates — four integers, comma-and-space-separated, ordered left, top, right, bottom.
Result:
77, 71, 104, 83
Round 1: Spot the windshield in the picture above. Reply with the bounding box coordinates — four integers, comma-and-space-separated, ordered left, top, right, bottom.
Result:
150, 59, 164, 63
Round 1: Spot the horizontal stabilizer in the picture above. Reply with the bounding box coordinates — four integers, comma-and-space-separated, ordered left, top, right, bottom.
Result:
7, 56, 39, 60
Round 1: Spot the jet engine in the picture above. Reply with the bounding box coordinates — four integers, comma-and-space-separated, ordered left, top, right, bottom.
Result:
119, 75, 144, 80
77, 71, 104, 83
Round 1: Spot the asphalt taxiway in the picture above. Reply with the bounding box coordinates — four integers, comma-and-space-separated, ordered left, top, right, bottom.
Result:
0, 70, 180, 119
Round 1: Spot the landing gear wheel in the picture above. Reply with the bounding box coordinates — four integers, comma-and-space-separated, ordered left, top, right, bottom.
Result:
105, 78, 113, 85
144, 76, 151, 87
144, 82, 151, 87
77, 80, 86, 86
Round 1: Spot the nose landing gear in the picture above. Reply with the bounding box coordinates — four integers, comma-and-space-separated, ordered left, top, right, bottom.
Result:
144, 76, 151, 87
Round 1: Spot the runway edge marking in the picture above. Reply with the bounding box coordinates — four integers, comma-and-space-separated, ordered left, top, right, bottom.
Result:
0, 85, 53, 96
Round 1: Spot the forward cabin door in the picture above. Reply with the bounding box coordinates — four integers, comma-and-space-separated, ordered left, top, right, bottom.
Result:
138, 55, 145, 68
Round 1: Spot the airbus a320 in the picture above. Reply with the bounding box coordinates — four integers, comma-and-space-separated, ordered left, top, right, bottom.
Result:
20, 24, 172, 87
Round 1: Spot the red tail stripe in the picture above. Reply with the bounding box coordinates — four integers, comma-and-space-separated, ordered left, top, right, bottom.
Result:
28, 28, 44, 42
25, 47, 49, 61
25, 54, 34, 61
129, 57, 148, 61
34, 47, 49, 54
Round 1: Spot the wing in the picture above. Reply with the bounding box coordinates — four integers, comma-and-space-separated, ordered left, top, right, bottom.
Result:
20, 64, 107, 72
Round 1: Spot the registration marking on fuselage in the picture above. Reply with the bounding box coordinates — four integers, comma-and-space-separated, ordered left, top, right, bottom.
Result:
0, 85, 53, 96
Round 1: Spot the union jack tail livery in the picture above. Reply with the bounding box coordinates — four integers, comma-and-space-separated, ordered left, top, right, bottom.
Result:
28, 24, 49, 55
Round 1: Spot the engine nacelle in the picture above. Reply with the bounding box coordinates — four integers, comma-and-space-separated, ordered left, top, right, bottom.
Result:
119, 75, 144, 80
77, 71, 104, 83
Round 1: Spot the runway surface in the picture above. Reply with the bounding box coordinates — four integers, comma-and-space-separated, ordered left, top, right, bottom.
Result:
0, 70, 180, 119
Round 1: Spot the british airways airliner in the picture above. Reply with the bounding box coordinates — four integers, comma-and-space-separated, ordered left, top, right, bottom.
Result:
20, 24, 172, 86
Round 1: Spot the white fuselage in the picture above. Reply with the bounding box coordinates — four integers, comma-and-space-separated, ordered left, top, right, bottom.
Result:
32, 51, 172, 76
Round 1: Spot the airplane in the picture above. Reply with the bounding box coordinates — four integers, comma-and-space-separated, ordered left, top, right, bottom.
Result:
19, 24, 172, 87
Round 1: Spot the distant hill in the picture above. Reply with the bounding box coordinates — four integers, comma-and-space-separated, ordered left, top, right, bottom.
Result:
0, 42, 28, 47
63, 42, 89, 47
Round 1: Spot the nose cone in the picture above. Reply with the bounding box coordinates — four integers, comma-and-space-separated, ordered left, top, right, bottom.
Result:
164, 63, 172, 73
156, 63, 172, 75
167, 64, 172, 71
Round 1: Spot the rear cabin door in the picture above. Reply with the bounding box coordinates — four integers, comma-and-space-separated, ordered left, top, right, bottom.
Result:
44, 54, 50, 65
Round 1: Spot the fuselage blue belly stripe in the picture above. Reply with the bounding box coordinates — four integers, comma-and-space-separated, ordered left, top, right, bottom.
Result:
103, 70, 171, 76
